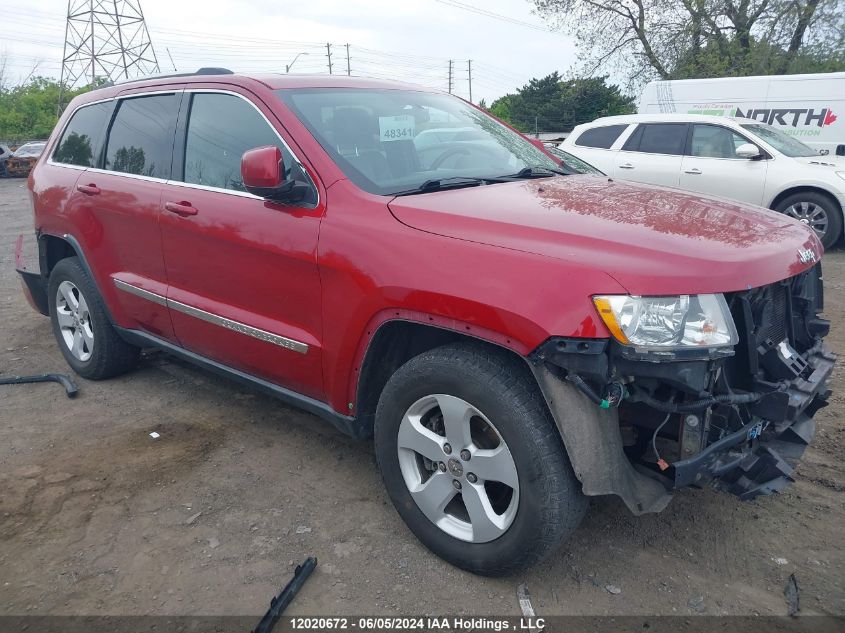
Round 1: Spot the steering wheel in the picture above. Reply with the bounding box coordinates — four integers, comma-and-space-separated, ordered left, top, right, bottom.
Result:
428, 144, 504, 170
429, 147, 472, 170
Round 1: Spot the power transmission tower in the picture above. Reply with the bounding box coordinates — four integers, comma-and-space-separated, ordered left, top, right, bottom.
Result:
326, 43, 333, 74
448, 60, 453, 94
59, 0, 160, 109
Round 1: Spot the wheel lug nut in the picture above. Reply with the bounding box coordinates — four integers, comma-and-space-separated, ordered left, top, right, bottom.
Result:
443, 443, 452, 455
467, 473, 477, 484
438, 462, 446, 472
460, 449, 471, 461
452, 480, 462, 490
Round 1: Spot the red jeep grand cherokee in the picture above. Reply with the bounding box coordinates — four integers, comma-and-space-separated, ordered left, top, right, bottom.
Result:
16, 69, 835, 575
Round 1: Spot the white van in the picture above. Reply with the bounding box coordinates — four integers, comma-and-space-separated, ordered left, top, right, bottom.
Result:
639, 72, 845, 156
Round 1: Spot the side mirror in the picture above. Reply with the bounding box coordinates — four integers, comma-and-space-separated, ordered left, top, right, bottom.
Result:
241, 146, 304, 202
735, 143, 761, 159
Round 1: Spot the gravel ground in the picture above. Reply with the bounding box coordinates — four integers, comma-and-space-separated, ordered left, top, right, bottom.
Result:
0, 176, 843, 618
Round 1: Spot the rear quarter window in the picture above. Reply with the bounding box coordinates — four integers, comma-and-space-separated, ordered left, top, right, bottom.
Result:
53, 101, 114, 167
574, 124, 629, 149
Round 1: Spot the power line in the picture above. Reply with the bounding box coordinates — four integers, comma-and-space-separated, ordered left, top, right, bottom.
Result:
432, 0, 550, 32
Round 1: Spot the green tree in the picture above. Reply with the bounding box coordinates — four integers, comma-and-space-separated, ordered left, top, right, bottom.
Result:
0, 76, 93, 143
533, 0, 845, 84
489, 73, 635, 133
53, 132, 93, 166
111, 146, 148, 175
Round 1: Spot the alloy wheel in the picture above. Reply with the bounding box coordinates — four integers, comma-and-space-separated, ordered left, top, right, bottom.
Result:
784, 201, 829, 239
396, 394, 519, 543
55, 280, 94, 362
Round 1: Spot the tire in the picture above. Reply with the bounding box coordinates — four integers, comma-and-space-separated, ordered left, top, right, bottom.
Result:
374, 342, 587, 576
774, 191, 843, 250
48, 257, 140, 379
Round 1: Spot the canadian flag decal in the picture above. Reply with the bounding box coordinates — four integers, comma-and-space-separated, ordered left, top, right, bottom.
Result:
824, 110, 837, 126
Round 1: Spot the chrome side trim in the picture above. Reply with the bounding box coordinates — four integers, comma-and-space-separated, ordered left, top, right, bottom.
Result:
113, 279, 168, 306
168, 299, 309, 354
46, 160, 87, 171
164, 179, 264, 200
112, 279, 308, 354
89, 167, 169, 184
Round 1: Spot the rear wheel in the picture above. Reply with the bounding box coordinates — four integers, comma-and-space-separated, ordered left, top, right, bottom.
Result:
48, 257, 140, 379
374, 343, 586, 576
774, 191, 842, 250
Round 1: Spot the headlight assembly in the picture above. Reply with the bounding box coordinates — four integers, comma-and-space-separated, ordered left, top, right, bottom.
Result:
593, 294, 738, 350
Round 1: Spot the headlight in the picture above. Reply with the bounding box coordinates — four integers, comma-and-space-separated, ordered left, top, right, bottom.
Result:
593, 294, 738, 350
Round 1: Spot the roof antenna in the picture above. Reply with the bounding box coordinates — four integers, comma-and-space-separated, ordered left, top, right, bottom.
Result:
166, 48, 178, 72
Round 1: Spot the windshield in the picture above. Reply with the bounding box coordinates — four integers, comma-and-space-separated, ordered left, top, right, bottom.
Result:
277, 89, 560, 195
14, 143, 46, 157
739, 123, 818, 157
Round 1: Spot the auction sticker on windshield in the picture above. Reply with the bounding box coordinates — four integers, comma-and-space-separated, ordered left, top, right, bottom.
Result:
379, 115, 415, 141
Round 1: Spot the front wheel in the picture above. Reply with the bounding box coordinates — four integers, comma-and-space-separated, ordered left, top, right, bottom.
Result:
374, 343, 586, 576
774, 191, 843, 250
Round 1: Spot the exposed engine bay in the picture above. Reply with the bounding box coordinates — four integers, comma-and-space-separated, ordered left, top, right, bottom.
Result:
531, 264, 835, 512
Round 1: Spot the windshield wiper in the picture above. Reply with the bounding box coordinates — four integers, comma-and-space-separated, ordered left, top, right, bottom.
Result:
507, 166, 567, 178
392, 176, 503, 196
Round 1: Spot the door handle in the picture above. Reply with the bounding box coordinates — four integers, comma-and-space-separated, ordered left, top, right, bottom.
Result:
684, 168, 702, 175
76, 183, 101, 195
618, 163, 634, 169
164, 201, 198, 217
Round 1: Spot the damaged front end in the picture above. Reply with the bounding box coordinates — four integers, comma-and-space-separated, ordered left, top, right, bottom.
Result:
531, 264, 835, 514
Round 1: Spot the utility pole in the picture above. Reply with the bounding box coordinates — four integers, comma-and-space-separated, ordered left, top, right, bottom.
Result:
467, 59, 473, 103
535, 114, 539, 138
448, 59, 453, 94
59, 0, 160, 113
326, 43, 333, 75
345, 43, 351, 76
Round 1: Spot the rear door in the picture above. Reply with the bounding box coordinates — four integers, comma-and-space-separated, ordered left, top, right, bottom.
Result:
70, 90, 182, 340
679, 123, 768, 205
613, 122, 688, 187
159, 87, 325, 399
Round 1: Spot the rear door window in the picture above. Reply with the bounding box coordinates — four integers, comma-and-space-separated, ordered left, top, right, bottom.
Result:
623, 123, 688, 155
53, 101, 114, 167
574, 124, 628, 149
105, 94, 180, 178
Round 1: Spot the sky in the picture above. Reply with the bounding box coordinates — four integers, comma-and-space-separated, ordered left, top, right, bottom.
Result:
0, 0, 580, 104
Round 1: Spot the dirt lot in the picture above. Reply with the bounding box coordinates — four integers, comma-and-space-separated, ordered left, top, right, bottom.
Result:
0, 176, 843, 618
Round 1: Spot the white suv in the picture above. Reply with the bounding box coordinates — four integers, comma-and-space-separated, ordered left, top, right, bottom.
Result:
562, 114, 845, 249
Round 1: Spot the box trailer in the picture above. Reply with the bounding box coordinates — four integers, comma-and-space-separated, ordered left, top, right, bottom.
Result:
639, 72, 845, 156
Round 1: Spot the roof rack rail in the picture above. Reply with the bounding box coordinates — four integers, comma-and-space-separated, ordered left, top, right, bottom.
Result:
113, 67, 234, 86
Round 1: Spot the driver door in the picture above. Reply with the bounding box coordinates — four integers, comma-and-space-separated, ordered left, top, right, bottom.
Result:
159, 88, 326, 399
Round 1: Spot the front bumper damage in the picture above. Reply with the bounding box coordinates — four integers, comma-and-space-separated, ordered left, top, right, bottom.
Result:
530, 264, 836, 515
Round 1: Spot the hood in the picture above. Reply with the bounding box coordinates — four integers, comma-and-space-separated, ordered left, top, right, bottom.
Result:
388, 176, 822, 295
